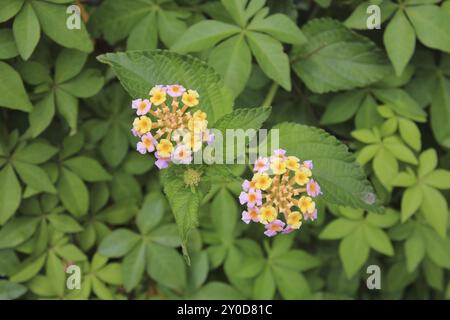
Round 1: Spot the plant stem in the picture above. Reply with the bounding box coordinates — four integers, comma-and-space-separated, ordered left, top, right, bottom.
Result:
261, 82, 279, 107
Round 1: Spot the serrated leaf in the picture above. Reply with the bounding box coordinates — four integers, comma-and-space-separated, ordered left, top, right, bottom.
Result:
292, 19, 390, 93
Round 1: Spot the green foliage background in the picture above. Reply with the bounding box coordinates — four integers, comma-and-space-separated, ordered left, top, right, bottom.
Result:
1, 0, 450, 300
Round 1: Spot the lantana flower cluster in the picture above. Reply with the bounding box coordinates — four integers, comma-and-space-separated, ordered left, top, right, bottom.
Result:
239, 149, 322, 237
131, 84, 214, 169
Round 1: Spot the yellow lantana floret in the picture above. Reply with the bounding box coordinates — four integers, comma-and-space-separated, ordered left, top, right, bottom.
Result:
259, 206, 277, 224
298, 196, 315, 214
156, 139, 173, 158
253, 173, 272, 190
182, 90, 199, 107
286, 156, 300, 171
295, 167, 311, 186
150, 87, 166, 106
287, 211, 302, 229
133, 116, 152, 135
270, 158, 287, 175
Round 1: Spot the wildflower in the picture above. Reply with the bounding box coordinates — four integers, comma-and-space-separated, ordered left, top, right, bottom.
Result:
149, 85, 167, 106
259, 206, 277, 224
303, 160, 313, 169
172, 144, 192, 164
303, 209, 318, 221
136, 133, 156, 154
133, 116, 152, 135
182, 89, 199, 107
238, 150, 321, 237
298, 196, 315, 214
286, 156, 300, 171
166, 84, 185, 97
254, 157, 269, 173
253, 173, 272, 190
155, 152, 170, 169
264, 220, 285, 237
132, 99, 151, 116
241, 207, 260, 224
286, 211, 302, 229
130, 85, 211, 170
239, 189, 262, 208
270, 158, 287, 175
306, 179, 322, 197
295, 167, 311, 186
156, 139, 173, 158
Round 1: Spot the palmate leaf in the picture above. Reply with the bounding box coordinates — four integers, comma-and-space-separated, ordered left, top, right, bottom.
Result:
263, 123, 383, 212
292, 18, 391, 93
97, 50, 233, 123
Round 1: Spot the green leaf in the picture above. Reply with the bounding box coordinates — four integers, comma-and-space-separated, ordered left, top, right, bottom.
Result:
29, 93, 55, 138
406, 5, 450, 53
339, 226, 369, 278
418, 149, 437, 178
211, 188, 238, 244
31, 0, 93, 52
266, 123, 382, 212
96, 263, 122, 285
398, 118, 421, 151
253, 266, 276, 299
47, 214, 83, 233
0, 165, 22, 225
55, 88, 78, 133
383, 10, 415, 76
171, 20, 240, 53
97, 50, 233, 123
420, 185, 448, 238
54, 244, 86, 261
10, 254, 46, 283
122, 242, 146, 291
0, 217, 39, 249
430, 77, 450, 148
363, 223, 394, 256
98, 228, 140, 258
422, 226, 450, 268
63, 156, 111, 182
12, 2, 40, 60
0, 61, 32, 112
319, 218, 360, 240
160, 167, 202, 260
221, 0, 246, 27
366, 209, 399, 228
372, 88, 426, 122
405, 227, 425, 272
344, 1, 397, 29
272, 266, 311, 299
0, 280, 27, 300
0, 29, 18, 59
424, 170, 450, 189
292, 19, 390, 93
249, 13, 307, 45
383, 136, 417, 165
136, 192, 165, 235
46, 251, 65, 297
274, 250, 321, 272
58, 168, 89, 217
59, 69, 104, 98
208, 35, 252, 97
14, 141, 58, 164
321, 91, 365, 125
373, 148, 398, 189
192, 282, 245, 299
401, 185, 423, 222
0, 0, 25, 23
13, 161, 56, 194
147, 244, 186, 290
54, 49, 88, 84
246, 31, 291, 90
